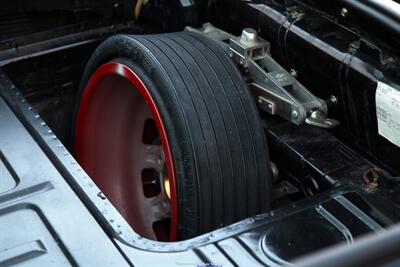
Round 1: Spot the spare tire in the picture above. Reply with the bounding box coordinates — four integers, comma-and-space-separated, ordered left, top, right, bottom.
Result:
73, 31, 272, 241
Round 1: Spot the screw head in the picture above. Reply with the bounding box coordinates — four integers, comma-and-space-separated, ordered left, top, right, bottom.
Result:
289, 69, 297, 78
292, 110, 298, 119
329, 95, 338, 105
341, 8, 348, 17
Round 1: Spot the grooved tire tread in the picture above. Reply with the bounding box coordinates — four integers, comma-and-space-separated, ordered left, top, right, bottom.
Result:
74, 31, 272, 239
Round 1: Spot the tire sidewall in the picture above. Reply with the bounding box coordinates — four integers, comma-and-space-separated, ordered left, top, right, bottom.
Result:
73, 35, 195, 239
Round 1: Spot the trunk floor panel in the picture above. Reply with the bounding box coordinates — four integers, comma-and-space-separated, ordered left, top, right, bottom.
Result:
1, 65, 399, 266
0, 94, 129, 266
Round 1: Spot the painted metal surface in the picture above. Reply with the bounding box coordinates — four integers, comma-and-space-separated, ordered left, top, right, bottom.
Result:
1, 68, 400, 265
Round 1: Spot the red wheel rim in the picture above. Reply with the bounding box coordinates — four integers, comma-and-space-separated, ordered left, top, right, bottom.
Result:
75, 62, 178, 241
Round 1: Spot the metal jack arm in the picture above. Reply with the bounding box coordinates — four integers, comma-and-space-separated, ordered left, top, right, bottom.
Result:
186, 23, 339, 128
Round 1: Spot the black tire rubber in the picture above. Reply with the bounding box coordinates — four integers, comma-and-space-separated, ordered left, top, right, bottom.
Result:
73, 31, 272, 240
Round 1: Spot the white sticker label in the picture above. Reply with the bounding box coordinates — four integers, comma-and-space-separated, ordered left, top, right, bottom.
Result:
376, 81, 400, 148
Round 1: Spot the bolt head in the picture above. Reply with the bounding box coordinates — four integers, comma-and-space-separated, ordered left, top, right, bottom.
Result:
241, 28, 258, 43
289, 69, 297, 78
341, 8, 348, 17
329, 95, 338, 105
292, 110, 298, 119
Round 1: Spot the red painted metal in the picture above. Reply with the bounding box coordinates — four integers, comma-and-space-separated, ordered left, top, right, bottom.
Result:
75, 62, 178, 241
